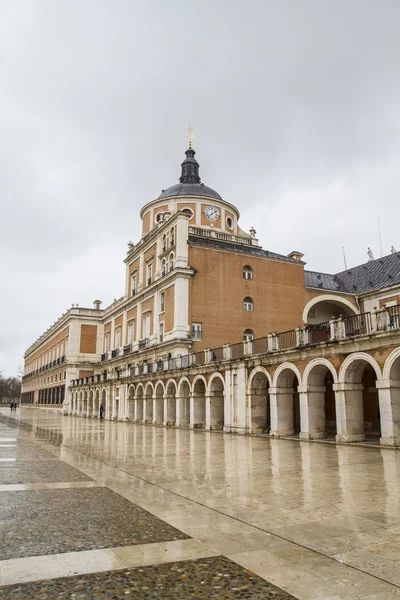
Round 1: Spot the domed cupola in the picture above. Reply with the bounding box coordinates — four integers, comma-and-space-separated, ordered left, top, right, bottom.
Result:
158, 147, 222, 200
179, 148, 201, 183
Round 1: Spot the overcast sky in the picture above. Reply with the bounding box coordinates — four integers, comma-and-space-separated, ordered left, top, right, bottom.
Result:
1, 0, 400, 376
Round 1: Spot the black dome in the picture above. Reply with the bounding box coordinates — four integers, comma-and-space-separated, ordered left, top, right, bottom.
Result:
158, 182, 222, 200
158, 147, 222, 201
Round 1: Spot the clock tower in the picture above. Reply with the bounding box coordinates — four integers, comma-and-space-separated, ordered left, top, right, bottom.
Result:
139, 145, 244, 238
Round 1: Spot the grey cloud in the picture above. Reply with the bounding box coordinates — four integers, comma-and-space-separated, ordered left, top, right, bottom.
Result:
1, 0, 400, 375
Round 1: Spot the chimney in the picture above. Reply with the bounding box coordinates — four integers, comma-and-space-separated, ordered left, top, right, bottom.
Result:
288, 250, 304, 262
93, 300, 102, 310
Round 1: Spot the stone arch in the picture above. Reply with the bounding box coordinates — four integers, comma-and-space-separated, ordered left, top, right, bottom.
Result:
165, 379, 177, 426
78, 391, 83, 415
83, 390, 88, 416
144, 382, 154, 423
89, 390, 94, 417
383, 347, 400, 381
301, 359, 338, 438
101, 388, 107, 419
337, 352, 383, 442
94, 389, 100, 418
381, 348, 400, 445
135, 384, 144, 422
303, 294, 358, 325
177, 377, 190, 427
247, 366, 272, 433
272, 362, 302, 388
127, 384, 135, 420
192, 375, 207, 429
271, 363, 302, 437
208, 373, 225, 430
154, 381, 165, 425
339, 352, 382, 383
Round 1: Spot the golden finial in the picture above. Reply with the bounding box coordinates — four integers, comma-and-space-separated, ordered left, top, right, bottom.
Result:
186, 124, 195, 149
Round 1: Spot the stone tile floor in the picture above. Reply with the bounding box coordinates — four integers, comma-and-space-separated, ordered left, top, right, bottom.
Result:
1, 409, 400, 599
0, 457, 93, 485
0, 557, 296, 599
0, 486, 189, 560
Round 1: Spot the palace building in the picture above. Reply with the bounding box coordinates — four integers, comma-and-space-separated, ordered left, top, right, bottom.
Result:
21, 144, 400, 446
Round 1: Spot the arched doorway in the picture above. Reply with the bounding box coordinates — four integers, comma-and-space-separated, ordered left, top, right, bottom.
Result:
89, 391, 94, 417
154, 382, 164, 425
178, 379, 190, 427
192, 378, 206, 429
382, 351, 400, 445
135, 385, 144, 422
127, 386, 135, 421
94, 390, 100, 418
101, 389, 107, 419
83, 391, 88, 417
248, 368, 270, 433
302, 360, 338, 439
144, 383, 154, 423
303, 294, 358, 325
271, 365, 301, 437
209, 375, 225, 430
337, 354, 381, 442
165, 380, 177, 426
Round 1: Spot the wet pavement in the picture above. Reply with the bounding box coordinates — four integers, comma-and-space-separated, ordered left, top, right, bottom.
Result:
0, 408, 400, 599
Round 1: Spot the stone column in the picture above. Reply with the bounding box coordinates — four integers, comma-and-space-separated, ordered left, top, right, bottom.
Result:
377, 380, 400, 446
269, 386, 295, 437
189, 392, 195, 429
152, 395, 157, 425
298, 384, 326, 440
175, 394, 181, 427
205, 394, 211, 430
163, 394, 168, 426
142, 396, 147, 424
334, 382, 365, 442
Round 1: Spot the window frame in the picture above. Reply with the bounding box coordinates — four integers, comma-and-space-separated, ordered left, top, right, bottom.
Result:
192, 322, 202, 341
244, 329, 254, 341
243, 265, 253, 280
243, 297, 254, 312
160, 291, 165, 313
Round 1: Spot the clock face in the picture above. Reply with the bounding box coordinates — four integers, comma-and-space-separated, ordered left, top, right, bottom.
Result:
204, 205, 220, 221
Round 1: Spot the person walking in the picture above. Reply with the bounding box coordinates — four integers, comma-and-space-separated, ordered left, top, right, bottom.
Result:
99, 404, 104, 420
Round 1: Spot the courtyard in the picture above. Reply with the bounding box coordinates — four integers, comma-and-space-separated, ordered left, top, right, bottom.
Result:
0, 408, 399, 599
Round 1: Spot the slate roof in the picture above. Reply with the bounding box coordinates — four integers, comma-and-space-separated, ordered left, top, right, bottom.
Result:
158, 182, 222, 200
188, 235, 302, 264
304, 271, 350, 293
305, 251, 400, 295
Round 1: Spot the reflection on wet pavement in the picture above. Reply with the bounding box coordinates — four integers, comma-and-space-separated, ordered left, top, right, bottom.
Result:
1, 409, 400, 599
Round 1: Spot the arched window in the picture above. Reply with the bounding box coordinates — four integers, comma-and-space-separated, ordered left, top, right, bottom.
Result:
243, 297, 254, 312
162, 234, 167, 252
243, 265, 253, 280
161, 258, 166, 277
169, 253, 174, 272
170, 227, 175, 246
244, 329, 254, 341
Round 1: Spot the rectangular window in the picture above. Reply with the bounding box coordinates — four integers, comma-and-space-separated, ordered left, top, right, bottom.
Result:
159, 322, 164, 343
104, 333, 110, 353
192, 322, 202, 340
131, 273, 137, 296
143, 314, 151, 339
160, 291, 165, 313
147, 262, 153, 285
128, 322, 134, 344
115, 328, 121, 349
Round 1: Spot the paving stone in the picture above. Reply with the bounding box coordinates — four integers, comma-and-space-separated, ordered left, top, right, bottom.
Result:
0, 459, 92, 485
0, 441, 56, 459
0, 556, 297, 598
0, 487, 189, 560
